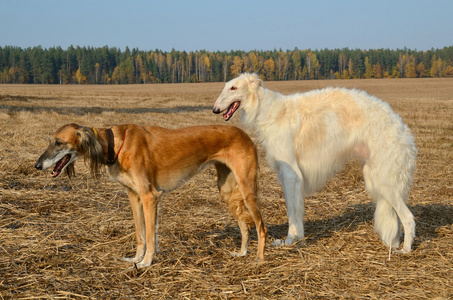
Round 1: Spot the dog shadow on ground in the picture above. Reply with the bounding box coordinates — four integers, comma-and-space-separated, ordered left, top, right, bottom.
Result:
207, 202, 453, 252
266, 203, 375, 245
265, 202, 453, 249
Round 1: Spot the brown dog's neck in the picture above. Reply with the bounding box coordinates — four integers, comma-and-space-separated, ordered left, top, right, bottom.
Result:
89, 127, 110, 165
91, 127, 100, 140
91, 127, 126, 165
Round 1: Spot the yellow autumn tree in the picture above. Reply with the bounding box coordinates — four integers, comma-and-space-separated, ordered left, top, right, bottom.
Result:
338, 53, 347, 75
291, 51, 302, 80
416, 62, 427, 77
74, 68, 86, 84
276, 52, 290, 80
430, 56, 445, 78
249, 52, 260, 73
199, 53, 211, 82
374, 63, 382, 78
111, 66, 120, 84
305, 52, 320, 79
384, 70, 393, 78
443, 65, 453, 77
242, 53, 251, 73
391, 66, 400, 78
347, 58, 354, 78
405, 62, 417, 78
135, 54, 147, 83
8, 66, 19, 83
301, 65, 308, 79
94, 63, 100, 83
263, 58, 275, 80
230, 56, 244, 78
364, 57, 373, 78
342, 69, 349, 79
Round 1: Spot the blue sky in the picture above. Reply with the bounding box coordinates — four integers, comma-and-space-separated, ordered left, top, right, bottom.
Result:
1, 0, 452, 52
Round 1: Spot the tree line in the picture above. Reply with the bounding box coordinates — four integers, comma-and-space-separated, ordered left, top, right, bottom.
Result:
1, 45, 452, 84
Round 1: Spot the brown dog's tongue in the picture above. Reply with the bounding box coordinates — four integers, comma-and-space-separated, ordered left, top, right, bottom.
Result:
51, 155, 70, 177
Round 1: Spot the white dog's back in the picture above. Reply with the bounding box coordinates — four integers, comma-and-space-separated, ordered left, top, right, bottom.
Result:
287, 88, 416, 195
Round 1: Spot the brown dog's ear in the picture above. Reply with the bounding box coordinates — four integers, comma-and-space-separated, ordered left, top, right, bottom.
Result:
77, 127, 105, 178
65, 163, 75, 178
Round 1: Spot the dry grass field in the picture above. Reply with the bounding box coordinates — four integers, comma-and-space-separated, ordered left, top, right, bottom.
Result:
0, 78, 452, 299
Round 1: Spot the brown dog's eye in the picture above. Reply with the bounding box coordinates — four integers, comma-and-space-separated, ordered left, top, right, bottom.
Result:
230, 86, 237, 90
55, 140, 63, 146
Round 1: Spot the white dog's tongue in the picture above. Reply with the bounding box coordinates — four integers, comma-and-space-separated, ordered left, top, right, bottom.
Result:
223, 101, 240, 121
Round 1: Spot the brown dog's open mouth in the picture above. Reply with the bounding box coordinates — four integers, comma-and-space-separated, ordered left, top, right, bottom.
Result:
223, 101, 240, 121
52, 154, 71, 177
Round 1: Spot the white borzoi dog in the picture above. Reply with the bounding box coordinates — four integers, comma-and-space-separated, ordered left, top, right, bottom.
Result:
213, 73, 417, 255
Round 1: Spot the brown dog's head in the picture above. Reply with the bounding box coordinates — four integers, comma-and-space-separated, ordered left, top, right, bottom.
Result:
35, 124, 104, 178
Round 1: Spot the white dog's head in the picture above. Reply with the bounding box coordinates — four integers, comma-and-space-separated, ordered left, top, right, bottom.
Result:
213, 73, 263, 121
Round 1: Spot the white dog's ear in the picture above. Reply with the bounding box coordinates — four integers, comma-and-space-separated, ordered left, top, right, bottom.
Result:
248, 73, 263, 90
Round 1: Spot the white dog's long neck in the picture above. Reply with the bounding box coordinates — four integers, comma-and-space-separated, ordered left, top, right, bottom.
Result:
241, 87, 286, 135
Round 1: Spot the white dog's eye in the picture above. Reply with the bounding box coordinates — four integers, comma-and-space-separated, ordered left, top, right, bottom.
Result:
230, 86, 237, 91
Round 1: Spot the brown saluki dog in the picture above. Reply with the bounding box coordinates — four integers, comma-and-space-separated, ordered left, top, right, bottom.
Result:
35, 123, 267, 268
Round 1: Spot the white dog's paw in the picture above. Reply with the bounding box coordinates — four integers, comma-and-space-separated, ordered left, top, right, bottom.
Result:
272, 237, 297, 247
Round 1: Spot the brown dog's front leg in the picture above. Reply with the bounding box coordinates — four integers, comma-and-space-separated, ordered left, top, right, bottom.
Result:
134, 192, 158, 268
122, 189, 146, 263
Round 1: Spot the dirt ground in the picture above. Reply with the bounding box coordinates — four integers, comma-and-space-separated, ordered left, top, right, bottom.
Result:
0, 78, 452, 299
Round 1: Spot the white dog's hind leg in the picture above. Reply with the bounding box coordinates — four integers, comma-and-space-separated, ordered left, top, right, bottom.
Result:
373, 186, 415, 254
387, 191, 415, 254
273, 161, 305, 246
374, 198, 401, 250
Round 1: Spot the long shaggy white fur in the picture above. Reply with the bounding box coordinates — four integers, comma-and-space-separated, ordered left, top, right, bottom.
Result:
213, 73, 417, 254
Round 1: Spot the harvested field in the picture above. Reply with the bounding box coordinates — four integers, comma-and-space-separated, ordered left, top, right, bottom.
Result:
0, 78, 452, 299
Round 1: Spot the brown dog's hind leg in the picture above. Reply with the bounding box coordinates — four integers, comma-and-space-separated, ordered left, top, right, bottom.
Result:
228, 188, 254, 256
215, 162, 256, 257
227, 159, 267, 261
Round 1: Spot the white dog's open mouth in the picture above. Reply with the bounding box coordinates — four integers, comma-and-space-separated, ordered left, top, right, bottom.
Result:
52, 154, 71, 177
223, 101, 241, 121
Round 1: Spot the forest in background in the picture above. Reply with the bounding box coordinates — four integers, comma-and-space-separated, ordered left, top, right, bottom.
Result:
1, 45, 453, 84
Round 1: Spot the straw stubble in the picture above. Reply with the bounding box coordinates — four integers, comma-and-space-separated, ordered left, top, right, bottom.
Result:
0, 79, 452, 298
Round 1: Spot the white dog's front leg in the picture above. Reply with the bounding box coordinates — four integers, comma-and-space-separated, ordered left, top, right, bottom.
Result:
273, 161, 305, 246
